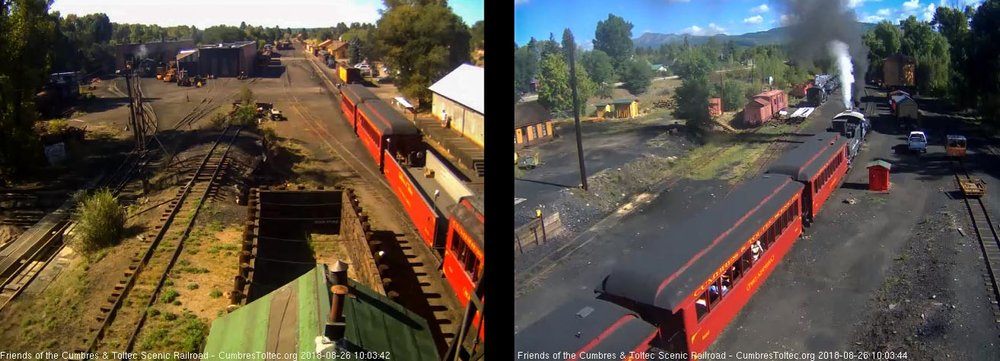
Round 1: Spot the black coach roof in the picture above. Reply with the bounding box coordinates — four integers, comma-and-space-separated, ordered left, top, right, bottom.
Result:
451, 196, 483, 250
515, 297, 655, 359
766, 133, 846, 181
599, 175, 803, 312
341, 84, 380, 105
359, 99, 420, 136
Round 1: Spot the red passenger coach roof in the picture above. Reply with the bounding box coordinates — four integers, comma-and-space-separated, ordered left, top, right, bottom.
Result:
341, 84, 380, 105
515, 298, 656, 359
599, 175, 803, 312
358, 100, 420, 136
766, 133, 846, 181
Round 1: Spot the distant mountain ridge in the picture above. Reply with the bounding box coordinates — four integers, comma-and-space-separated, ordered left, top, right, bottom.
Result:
633, 22, 877, 48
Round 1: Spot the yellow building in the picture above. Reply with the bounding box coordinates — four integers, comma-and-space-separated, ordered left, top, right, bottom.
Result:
515, 101, 553, 146
594, 98, 639, 119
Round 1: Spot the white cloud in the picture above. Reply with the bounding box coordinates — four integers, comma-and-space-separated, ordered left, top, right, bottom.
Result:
515, 0, 528, 5
751, 4, 769, 13
743, 15, 764, 24
848, 0, 865, 8
877, 8, 892, 16
903, 0, 920, 11
923, 3, 936, 20
681, 23, 726, 36
863, 15, 885, 22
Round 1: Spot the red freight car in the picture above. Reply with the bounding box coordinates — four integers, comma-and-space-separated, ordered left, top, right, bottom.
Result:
339, 84, 380, 133
599, 175, 804, 357
515, 298, 661, 361
791, 81, 813, 98
766, 133, 849, 223
356, 99, 423, 169
743, 90, 788, 126
382, 149, 446, 249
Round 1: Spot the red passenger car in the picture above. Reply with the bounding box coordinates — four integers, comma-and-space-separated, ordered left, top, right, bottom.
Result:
356, 99, 424, 169
444, 196, 483, 307
767, 133, 849, 223
598, 175, 804, 357
515, 298, 661, 361
444, 196, 484, 339
339, 84, 379, 133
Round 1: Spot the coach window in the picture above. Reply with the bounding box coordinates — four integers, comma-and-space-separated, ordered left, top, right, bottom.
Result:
463, 246, 481, 281
696, 290, 710, 320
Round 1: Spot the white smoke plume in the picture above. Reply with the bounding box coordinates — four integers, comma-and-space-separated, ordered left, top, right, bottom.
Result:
828, 40, 854, 110
136, 45, 149, 59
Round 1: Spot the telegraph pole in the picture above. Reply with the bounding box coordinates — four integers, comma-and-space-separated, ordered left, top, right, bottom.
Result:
568, 34, 588, 191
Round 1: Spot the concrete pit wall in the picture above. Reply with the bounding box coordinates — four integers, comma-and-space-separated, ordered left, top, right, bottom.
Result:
230, 186, 389, 306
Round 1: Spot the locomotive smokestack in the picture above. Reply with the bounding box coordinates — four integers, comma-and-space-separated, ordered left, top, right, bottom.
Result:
779, 0, 869, 105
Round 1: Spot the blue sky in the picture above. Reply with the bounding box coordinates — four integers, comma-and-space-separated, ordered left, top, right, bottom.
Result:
50, 0, 483, 29
515, 0, 983, 48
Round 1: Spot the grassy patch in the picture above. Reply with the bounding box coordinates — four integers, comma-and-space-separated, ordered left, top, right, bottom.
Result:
209, 289, 223, 298
137, 311, 208, 352
160, 289, 180, 304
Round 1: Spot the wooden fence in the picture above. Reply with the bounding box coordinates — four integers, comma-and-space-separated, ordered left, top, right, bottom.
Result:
514, 211, 564, 257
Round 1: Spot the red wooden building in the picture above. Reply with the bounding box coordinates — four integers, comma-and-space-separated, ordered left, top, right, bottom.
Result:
867, 160, 891, 192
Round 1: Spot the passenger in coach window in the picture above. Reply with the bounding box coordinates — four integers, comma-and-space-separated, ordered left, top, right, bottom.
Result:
751, 241, 762, 261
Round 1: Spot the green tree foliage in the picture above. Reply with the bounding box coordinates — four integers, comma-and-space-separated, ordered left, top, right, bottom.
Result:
348, 38, 363, 65
581, 49, 615, 85
620, 59, 653, 95
673, 49, 714, 134
377, 2, 470, 107
713, 79, 748, 112
341, 24, 379, 61
202, 25, 244, 44
897, 16, 952, 95
470, 20, 484, 50
969, 0, 1000, 119
863, 20, 903, 75
593, 14, 634, 71
73, 189, 126, 254
934, 5, 974, 104
537, 53, 594, 116
514, 44, 538, 102
674, 76, 712, 135
0, 0, 54, 182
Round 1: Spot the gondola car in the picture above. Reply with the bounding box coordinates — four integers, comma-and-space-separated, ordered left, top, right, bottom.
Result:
598, 175, 804, 356
766, 133, 849, 223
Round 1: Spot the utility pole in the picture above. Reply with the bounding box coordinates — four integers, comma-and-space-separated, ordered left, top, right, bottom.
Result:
568, 38, 588, 191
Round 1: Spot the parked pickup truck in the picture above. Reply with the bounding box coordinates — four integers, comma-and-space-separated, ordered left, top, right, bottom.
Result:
908, 131, 928, 153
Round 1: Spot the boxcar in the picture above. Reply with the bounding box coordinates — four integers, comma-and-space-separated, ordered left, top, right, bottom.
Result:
598, 175, 804, 357
355, 99, 423, 169
515, 297, 660, 361
766, 133, 848, 223
339, 84, 380, 133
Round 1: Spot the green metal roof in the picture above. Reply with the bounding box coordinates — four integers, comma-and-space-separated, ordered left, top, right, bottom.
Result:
611, 98, 636, 104
203, 264, 439, 360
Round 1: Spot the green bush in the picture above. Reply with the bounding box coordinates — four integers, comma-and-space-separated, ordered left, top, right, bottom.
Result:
73, 189, 126, 254
186, 283, 199, 290
209, 289, 222, 298
160, 289, 179, 304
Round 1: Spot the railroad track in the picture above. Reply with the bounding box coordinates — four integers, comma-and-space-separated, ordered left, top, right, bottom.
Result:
282, 60, 460, 344
955, 159, 1000, 324
79, 126, 241, 354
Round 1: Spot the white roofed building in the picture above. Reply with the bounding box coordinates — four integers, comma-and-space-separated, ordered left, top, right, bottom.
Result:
429, 64, 484, 147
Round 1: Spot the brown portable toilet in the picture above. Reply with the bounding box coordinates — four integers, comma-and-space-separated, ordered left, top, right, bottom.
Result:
867, 160, 892, 192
